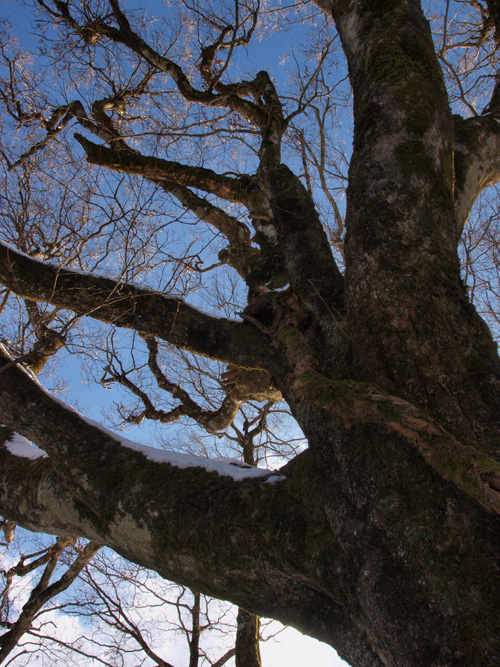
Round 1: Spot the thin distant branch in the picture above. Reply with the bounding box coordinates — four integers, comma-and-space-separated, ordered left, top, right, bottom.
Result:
0, 539, 101, 664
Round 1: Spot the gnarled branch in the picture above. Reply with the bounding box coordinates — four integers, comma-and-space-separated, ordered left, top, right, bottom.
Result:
454, 114, 500, 232
75, 134, 271, 219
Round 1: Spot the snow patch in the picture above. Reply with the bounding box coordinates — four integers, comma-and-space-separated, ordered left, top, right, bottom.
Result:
253, 220, 277, 240
65, 411, 279, 480
114, 440, 280, 481
3, 338, 286, 482
5, 433, 47, 460
264, 474, 286, 484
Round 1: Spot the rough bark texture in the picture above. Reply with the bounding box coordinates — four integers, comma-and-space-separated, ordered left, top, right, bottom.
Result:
1, 1, 500, 666
235, 609, 261, 667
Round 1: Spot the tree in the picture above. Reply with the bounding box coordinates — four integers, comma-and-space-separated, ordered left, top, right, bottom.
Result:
0, 529, 246, 667
0, 533, 101, 665
1, 0, 500, 664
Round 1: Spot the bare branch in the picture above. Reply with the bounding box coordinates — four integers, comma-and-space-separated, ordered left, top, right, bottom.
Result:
0, 539, 101, 664
7, 101, 87, 171
38, 0, 266, 125
159, 183, 260, 278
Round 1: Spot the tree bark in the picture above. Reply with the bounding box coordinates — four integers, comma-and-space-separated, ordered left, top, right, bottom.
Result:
235, 609, 261, 667
1, 1, 500, 666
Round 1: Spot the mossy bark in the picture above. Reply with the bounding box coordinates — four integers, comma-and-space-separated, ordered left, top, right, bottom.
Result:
2, 1, 500, 666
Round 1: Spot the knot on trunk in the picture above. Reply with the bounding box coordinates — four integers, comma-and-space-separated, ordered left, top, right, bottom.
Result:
221, 366, 282, 403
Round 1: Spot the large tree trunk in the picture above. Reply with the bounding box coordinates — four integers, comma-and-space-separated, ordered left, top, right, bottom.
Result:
1, 1, 500, 665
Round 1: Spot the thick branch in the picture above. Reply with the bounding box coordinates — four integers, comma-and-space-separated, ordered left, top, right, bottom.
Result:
265, 165, 345, 330
158, 183, 260, 278
0, 243, 281, 373
163, 184, 251, 245
454, 114, 500, 232
102, 337, 281, 432
235, 608, 261, 667
252, 71, 287, 170
75, 134, 271, 219
486, 0, 500, 43
144, 337, 243, 432
0, 420, 377, 665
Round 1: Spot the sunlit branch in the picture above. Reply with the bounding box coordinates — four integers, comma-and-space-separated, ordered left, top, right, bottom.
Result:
4, 51, 155, 169
103, 346, 242, 434
142, 335, 242, 433
120, 335, 281, 432
36, 0, 290, 171
6, 101, 89, 171
157, 182, 260, 278
23, 302, 67, 376
38, 0, 266, 126
197, 0, 260, 91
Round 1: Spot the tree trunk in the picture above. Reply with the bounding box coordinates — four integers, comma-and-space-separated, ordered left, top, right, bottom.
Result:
1, 1, 500, 666
235, 609, 261, 667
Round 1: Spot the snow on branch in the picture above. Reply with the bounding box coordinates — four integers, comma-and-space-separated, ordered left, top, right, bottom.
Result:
0, 344, 283, 482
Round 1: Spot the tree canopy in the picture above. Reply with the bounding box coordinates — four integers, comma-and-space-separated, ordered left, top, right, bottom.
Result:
1, 1, 500, 665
